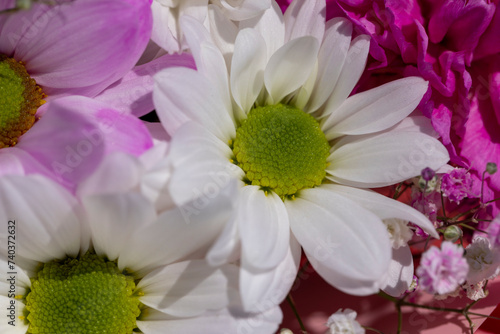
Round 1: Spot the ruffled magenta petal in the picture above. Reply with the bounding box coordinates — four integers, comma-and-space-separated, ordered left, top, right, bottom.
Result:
427, 0, 496, 63
460, 55, 500, 211
474, 3, 500, 60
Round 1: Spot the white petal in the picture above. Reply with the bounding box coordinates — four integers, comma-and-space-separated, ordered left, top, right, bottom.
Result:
322, 77, 429, 139
141, 177, 174, 213
302, 248, 383, 295
283, 0, 326, 43
119, 182, 237, 275
0, 296, 28, 334
0, 175, 83, 263
206, 215, 241, 267
290, 61, 318, 110
206, 5, 238, 69
180, 15, 233, 117
167, 122, 244, 206
83, 193, 157, 263
215, 0, 270, 21
150, 1, 181, 53
239, 235, 301, 313
238, 186, 290, 271
322, 35, 370, 117
264, 37, 320, 104
286, 187, 391, 285
76, 152, 142, 197
230, 28, 267, 116
239, 1, 285, 61
137, 306, 282, 334
137, 260, 239, 317
381, 246, 414, 297
323, 184, 439, 238
140, 149, 175, 213
327, 131, 450, 188
0, 254, 30, 296
389, 115, 439, 137
154, 67, 235, 141
305, 18, 352, 113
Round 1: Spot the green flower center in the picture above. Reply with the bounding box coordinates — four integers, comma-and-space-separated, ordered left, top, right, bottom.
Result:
232, 104, 330, 198
25, 252, 141, 334
0, 54, 44, 148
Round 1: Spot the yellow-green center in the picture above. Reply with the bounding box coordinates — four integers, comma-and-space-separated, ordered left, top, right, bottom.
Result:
25, 252, 141, 334
0, 54, 44, 148
232, 104, 330, 197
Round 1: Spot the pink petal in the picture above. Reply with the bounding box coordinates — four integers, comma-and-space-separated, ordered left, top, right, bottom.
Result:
16, 96, 152, 190
95, 53, 196, 117
5, 0, 152, 97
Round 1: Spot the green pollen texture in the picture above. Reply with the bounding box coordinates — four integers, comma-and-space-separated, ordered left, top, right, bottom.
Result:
232, 104, 330, 197
0, 54, 44, 148
25, 252, 141, 334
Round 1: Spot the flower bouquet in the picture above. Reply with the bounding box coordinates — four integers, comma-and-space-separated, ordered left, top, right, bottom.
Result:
1, 0, 499, 333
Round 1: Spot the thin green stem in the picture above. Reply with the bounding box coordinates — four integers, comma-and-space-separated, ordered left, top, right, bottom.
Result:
468, 312, 500, 321
459, 223, 488, 234
440, 191, 447, 221
393, 183, 403, 199
396, 303, 402, 334
481, 170, 487, 204
296, 260, 310, 279
286, 294, 307, 333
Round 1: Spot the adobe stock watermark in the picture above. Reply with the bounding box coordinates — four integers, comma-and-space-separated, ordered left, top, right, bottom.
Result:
5, 219, 19, 327
179, 163, 241, 224
50, 112, 118, 185
384, 137, 445, 184
7, 0, 66, 49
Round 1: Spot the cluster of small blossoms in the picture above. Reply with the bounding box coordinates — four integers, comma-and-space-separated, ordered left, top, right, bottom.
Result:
1, 0, 499, 333
404, 164, 500, 301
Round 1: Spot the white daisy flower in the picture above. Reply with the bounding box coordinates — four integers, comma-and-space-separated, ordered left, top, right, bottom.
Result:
0, 175, 281, 333
153, 0, 448, 309
326, 308, 365, 334
151, 0, 271, 54
384, 218, 413, 249
465, 236, 500, 285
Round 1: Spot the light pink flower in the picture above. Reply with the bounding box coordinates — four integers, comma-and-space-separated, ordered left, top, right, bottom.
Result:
486, 215, 500, 248
410, 186, 442, 232
1, 96, 153, 191
0, 0, 194, 189
326, 309, 365, 334
416, 241, 469, 295
1, 0, 152, 102
465, 237, 500, 285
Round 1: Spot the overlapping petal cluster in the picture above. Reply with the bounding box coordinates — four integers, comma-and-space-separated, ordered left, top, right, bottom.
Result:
153, 0, 448, 306
0, 0, 474, 333
289, 0, 500, 216
0, 0, 156, 189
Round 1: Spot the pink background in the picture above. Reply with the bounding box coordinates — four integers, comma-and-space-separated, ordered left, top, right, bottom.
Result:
280, 270, 500, 333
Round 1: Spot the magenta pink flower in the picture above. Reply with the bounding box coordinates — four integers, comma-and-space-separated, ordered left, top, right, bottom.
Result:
460, 53, 500, 214
410, 187, 441, 231
0, 0, 193, 190
416, 241, 469, 295
441, 168, 478, 203
1, 0, 152, 101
